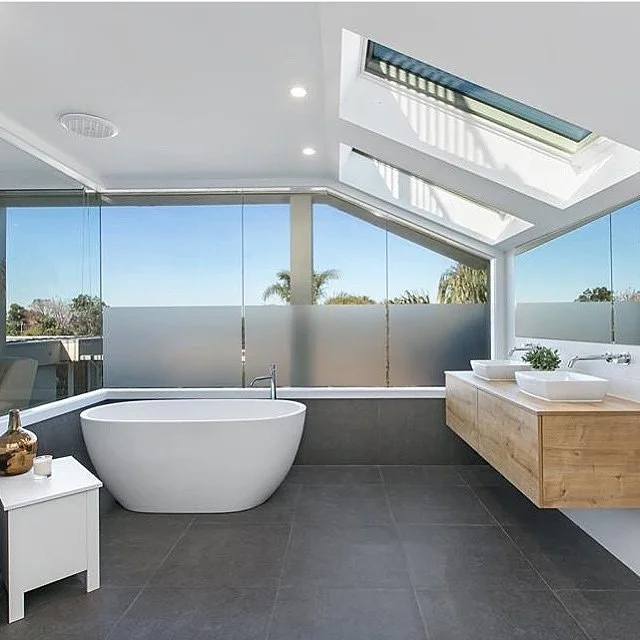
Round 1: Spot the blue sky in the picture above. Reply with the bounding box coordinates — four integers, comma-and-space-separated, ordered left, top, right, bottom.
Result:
6, 199, 639, 309
515, 199, 640, 302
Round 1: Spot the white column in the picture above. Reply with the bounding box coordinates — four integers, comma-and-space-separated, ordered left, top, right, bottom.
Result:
490, 252, 509, 359
289, 195, 313, 305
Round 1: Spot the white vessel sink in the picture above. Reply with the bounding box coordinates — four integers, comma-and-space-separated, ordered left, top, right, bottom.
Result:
515, 370, 609, 402
470, 359, 532, 380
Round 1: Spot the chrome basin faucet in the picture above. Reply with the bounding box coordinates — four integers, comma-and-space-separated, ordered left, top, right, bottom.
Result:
250, 363, 278, 399
508, 342, 536, 358
567, 352, 631, 368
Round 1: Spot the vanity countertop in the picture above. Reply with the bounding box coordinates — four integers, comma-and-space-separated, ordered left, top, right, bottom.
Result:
446, 370, 640, 415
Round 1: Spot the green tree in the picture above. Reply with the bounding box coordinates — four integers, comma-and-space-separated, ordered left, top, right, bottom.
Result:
6, 303, 28, 335
70, 294, 105, 335
576, 286, 614, 302
437, 264, 488, 304
263, 269, 339, 304
389, 289, 430, 304
325, 292, 376, 305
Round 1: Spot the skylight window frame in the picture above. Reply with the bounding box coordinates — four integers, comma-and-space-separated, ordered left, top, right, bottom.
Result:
350, 148, 532, 245
363, 40, 597, 155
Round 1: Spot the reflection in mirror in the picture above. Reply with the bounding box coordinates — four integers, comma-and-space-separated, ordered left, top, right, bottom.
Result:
515, 215, 613, 343
612, 200, 640, 344
0, 140, 98, 412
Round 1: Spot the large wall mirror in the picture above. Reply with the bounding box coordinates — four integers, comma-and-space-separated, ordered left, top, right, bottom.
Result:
515, 199, 640, 345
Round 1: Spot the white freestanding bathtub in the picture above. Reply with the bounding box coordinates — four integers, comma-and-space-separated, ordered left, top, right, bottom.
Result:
80, 399, 306, 513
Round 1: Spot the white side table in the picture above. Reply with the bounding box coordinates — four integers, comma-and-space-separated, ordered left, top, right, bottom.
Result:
0, 456, 102, 623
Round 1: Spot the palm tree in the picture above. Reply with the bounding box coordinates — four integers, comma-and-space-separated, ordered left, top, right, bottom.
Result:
437, 264, 488, 304
263, 269, 339, 304
262, 270, 292, 303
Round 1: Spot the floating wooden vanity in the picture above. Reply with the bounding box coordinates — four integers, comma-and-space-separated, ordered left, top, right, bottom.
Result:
446, 371, 640, 508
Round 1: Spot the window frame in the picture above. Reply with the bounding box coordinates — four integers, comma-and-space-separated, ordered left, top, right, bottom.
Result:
363, 40, 597, 154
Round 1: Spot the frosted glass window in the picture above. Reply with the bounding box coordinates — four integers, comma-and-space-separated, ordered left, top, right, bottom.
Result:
243, 202, 291, 382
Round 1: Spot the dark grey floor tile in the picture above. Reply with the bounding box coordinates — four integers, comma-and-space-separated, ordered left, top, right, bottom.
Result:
556, 590, 640, 640
0, 581, 136, 639
382, 465, 465, 487
151, 523, 290, 588
288, 465, 382, 485
417, 588, 588, 640
399, 524, 546, 590
101, 509, 193, 545
108, 586, 275, 640
295, 484, 392, 525
387, 485, 493, 525
100, 511, 193, 587
269, 587, 427, 640
196, 481, 302, 524
472, 484, 565, 527
506, 521, 640, 590
456, 465, 511, 487
282, 524, 411, 588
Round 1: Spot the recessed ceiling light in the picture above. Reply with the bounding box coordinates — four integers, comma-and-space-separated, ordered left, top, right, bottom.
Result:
302, 147, 316, 156
290, 86, 308, 98
59, 113, 118, 139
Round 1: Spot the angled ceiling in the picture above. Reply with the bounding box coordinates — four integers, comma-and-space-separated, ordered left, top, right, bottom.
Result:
1, 2, 639, 253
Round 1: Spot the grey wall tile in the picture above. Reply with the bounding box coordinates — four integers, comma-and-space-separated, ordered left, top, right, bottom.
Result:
294, 399, 380, 465
19, 404, 116, 513
295, 398, 482, 466
378, 399, 482, 465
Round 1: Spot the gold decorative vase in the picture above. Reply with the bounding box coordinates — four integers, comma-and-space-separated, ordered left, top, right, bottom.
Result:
0, 409, 38, 476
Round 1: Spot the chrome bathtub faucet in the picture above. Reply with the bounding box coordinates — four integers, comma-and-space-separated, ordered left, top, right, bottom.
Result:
250, 363, 278, 400
567, 352, 632, 368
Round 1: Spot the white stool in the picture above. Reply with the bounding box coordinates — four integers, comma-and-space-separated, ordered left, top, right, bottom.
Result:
0, 456, 102, 623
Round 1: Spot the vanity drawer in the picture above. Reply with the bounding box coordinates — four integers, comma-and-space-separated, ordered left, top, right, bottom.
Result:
541, 413, 640, 507
477, 390, 541, 504
445, 374, 478, 449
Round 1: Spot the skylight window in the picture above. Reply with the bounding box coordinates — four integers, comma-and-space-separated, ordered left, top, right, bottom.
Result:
341, 148, 533, 245
364, 41, 595, 153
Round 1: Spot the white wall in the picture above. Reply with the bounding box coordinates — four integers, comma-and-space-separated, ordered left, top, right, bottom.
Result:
513, 337, 640, 576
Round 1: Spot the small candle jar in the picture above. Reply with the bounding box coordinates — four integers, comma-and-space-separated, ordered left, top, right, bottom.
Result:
33, 455, 52, 478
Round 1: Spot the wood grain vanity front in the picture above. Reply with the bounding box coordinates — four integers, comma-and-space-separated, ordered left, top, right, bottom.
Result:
445, 371, 640, 508
477, 390, 541, 504
445, 374, 478, 449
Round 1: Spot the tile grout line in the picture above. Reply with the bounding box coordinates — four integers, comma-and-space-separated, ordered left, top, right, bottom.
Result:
466, 483, 594, 640
103, 515, 196, 640
380, 469, 432, 640
264, 509, 296, 640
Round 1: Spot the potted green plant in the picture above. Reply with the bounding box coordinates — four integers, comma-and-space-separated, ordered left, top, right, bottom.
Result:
522, 345, 561, 371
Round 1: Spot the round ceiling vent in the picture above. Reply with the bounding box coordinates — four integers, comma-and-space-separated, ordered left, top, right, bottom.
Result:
59, 113, 118, 139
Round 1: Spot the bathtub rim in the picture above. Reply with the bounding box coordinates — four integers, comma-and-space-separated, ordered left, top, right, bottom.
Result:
80, 398, 307, 424
2, 386, 446, 429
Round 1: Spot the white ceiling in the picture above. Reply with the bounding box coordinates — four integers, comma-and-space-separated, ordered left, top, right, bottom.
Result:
1, 2, 639, 251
